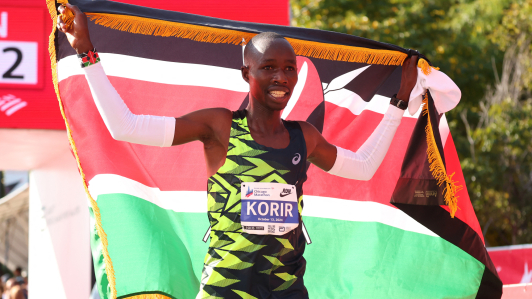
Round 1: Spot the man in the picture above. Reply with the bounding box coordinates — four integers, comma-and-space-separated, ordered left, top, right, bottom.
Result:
57, 4, 418, 298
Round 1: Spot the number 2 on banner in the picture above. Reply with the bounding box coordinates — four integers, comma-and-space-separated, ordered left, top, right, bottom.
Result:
0, 41, 38, 85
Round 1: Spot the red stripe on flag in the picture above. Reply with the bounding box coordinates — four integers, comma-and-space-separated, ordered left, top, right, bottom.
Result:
60, 75, 247, 190
61, 73, 427, 211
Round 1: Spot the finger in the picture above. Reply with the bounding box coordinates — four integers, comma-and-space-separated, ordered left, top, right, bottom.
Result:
404, 55, 416, 68
402, 56, 411, 66
58, 5, 65, 14
65, 3, 82, 15
57, 15, 65, 31
411, 55, 419, 66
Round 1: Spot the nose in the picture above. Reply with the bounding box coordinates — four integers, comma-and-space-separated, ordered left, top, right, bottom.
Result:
272, 69, 288, 85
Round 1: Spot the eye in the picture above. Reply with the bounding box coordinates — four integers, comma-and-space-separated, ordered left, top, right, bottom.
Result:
263, 65, 273, 70
285, 66, 295, 71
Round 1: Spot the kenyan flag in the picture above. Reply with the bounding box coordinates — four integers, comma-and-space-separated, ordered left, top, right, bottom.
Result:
47, 0, 502, 298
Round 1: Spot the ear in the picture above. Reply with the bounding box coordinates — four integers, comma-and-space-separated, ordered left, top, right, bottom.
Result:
241, 66, 250, 83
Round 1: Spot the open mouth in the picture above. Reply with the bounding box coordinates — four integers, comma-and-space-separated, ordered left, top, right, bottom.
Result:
269, 90, 288, 98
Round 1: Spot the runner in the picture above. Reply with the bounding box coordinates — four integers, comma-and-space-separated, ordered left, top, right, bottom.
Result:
57, 4, 418, 298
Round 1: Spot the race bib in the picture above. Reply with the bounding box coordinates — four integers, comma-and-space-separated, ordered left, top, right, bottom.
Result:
240, 182, 299, 235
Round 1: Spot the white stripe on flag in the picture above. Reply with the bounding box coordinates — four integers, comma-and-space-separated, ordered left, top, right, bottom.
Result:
303, 195, 438, 237
88, 174, 437, 237
57, 53, 249, 92
325, 89, 421, 118
325, 90, 423, 119
88, 174, 207, 213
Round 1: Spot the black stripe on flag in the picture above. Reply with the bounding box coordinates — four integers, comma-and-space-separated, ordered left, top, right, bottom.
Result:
57, 19, 245, 70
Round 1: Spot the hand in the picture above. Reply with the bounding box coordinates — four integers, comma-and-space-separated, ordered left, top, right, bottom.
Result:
396, 55, 419, 103
57, 4, 94, 54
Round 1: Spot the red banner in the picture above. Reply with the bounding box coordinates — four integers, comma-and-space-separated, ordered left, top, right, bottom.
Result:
489, 244, 532, 285
113, 0, 290, 25
0, 0, 288, 129
0, 4, 63, 129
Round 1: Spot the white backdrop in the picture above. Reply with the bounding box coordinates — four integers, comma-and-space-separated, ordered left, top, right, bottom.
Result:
0, 128, 90, 298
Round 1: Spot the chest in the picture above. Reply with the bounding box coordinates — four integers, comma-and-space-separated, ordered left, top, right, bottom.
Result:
207, 117, 307, 213
248, 128, 291, 149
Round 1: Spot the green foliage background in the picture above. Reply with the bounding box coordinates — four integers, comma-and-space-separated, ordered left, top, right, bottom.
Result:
290, 0, 532, 246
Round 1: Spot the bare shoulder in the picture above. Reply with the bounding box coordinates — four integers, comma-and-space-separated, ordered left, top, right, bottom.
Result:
296, 120, 322, 140
172, 107, 233, 146
296, 120, 336, 169
179, 107, 233, 130
181, 107, 232, 122
296, 120, 323, 154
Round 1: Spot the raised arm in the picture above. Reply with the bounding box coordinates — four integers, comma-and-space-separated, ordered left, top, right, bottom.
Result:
302, 55, 418, 180
57, 4, 231, 148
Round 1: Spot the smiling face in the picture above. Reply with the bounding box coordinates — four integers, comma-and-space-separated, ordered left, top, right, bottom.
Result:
242, 37, 298, 112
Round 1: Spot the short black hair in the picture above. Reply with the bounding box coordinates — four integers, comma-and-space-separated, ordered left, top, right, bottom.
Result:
243, 32, 292, 66
252, 32, 284, 42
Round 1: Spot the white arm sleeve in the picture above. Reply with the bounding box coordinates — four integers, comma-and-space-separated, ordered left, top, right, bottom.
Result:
327, 105, 404, 181
83, 62, 176, 147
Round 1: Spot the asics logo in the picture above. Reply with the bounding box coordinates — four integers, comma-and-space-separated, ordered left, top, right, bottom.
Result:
292, 153, 301, 165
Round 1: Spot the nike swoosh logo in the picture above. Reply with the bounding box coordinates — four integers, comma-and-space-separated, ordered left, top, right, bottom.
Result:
280, 192, 291, 197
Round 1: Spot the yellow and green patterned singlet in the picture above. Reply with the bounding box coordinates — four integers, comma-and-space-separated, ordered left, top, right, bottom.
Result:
198, 110, 309, 299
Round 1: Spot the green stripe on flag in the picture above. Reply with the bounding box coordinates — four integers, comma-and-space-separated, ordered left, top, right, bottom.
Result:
91, 193, 484, 299
94, 193, 208, 299
303, 216, 484, 299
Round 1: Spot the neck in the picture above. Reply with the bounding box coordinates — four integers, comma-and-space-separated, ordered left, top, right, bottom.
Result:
246, 100, 284, 135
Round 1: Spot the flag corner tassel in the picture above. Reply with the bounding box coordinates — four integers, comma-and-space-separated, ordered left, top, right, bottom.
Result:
422, 94, 463, 217
418, 58, 440, 75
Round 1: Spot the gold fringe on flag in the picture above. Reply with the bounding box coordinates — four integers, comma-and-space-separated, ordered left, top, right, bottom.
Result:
287, 37, 407, 65
127, 295, 173, 299
87, 13, 256, 45
418, 58, 440, 75
422, 94, 462, 217
46, 1, 118, 298
85, 13, 408, 66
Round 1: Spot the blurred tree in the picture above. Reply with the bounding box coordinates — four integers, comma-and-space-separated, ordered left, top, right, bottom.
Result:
461, 40, 532, 245
461, 1, 532, 245
291, 0, 509, 110
490, 0, 532, 91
